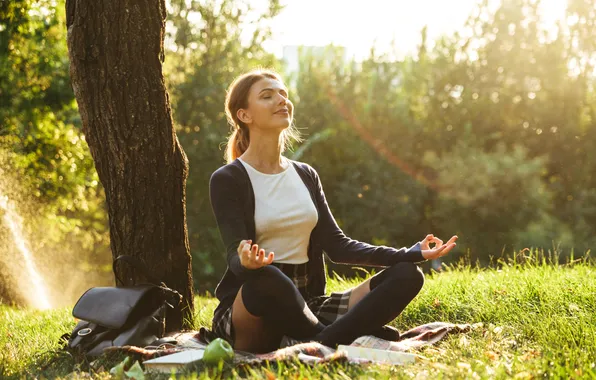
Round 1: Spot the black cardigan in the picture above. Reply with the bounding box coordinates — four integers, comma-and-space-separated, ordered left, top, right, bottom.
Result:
209, 158, 424, 315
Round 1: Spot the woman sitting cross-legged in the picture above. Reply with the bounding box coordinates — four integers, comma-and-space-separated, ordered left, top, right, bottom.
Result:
208, 68, 458, 353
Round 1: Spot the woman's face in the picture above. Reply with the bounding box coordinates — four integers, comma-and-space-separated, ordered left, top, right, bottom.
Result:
239, 77, 293, 131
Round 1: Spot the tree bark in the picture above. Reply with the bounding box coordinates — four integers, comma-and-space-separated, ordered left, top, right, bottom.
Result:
65, 0, 193, 331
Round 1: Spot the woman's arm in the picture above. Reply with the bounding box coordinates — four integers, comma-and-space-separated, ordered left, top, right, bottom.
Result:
209, 168, 264, 279
310, 166, 425, 267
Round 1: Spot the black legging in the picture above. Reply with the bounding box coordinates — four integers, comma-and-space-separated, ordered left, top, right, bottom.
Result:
241, 265, 326, 340
240, 262, 424, 347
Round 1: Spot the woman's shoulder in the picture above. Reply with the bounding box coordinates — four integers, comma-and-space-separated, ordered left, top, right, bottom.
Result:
287, 159, 323, 190
210, 159, 247, 185
287, 158, 318, 176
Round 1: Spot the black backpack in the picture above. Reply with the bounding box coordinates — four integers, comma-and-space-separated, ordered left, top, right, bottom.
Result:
63, 255, 182, 357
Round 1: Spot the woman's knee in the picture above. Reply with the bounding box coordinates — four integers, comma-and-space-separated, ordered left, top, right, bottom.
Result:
385, 262, 425, 292
410, 263, 425, 292
241, 268, 288, 317
400, 262, 424, 285
257, 265, 292, 284
243, 265, 296, 296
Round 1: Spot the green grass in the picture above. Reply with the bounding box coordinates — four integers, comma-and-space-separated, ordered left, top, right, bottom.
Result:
2, 256, 595, 379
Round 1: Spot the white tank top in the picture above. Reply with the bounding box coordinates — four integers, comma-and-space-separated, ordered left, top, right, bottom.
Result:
238, 157, 318, 264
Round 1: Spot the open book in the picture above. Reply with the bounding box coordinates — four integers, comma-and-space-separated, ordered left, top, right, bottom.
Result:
143, 349, 205, 373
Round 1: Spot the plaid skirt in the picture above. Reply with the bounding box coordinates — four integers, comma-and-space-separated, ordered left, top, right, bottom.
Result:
210, 262, 352, 346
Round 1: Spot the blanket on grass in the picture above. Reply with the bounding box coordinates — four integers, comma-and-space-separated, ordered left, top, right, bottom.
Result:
104, 322, 478, 366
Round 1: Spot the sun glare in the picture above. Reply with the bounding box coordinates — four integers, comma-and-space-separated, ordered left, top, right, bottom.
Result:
260, 0, 568, 60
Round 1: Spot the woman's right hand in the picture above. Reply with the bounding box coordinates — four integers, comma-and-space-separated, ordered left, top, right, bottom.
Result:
237, 239, 275, 269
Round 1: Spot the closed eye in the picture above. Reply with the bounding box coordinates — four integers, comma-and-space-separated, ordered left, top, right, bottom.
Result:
260, 88, 289, 99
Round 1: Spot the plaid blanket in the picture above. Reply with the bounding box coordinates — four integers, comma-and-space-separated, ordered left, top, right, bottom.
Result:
105, 322, 477, 366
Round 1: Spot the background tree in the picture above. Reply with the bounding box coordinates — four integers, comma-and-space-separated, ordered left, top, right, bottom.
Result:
65, 0, 193, 330
0, 0, 110, 306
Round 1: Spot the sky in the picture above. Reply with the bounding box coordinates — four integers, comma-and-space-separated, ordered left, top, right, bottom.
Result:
255, 0, 568, 60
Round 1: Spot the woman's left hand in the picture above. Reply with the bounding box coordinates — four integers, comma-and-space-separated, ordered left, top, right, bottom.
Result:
420, 234, 458, 260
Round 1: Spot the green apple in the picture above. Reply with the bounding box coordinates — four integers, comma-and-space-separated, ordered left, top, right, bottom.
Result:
203, 338, 235, 365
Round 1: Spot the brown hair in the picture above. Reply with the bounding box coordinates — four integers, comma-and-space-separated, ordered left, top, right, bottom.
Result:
224, 69, 302, 163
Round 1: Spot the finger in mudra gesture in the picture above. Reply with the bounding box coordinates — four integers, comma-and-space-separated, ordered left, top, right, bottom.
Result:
237, 239, 275, 269
420, 234, 458, 260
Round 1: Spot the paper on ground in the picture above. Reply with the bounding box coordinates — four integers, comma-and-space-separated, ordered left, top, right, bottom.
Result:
337, 345, 417, 365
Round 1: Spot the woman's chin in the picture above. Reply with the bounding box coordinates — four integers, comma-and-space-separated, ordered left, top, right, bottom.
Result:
271, 122, 291, 131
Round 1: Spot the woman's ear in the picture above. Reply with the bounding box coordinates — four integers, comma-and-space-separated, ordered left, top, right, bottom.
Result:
237, 109, 252, 124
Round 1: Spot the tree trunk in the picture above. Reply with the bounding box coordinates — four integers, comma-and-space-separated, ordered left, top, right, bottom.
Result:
65, 0, 193, 331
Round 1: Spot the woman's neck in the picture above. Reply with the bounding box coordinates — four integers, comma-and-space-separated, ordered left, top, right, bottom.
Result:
240, 130, 287, 174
